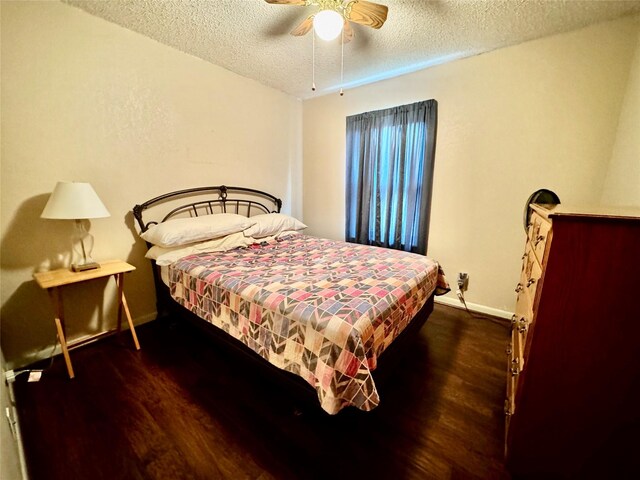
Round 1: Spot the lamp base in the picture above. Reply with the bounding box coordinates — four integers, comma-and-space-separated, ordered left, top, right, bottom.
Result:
71, 261, 100, 272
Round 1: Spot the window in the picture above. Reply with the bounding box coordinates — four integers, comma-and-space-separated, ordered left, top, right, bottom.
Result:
345, 100, 438, 255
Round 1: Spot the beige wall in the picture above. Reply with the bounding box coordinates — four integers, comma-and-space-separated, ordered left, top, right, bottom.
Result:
601, 28, 640, 207
302, 16, 640, 315
0, 1, 302, 368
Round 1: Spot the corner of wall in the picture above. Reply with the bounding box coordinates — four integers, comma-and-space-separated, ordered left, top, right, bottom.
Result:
600, 23, 640, 207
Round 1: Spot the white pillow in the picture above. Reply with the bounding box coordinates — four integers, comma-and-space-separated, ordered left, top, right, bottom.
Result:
276, 230, 301, 239
146, 232, 255, 265
140, 213, 256, 248
243, 213, 307, 239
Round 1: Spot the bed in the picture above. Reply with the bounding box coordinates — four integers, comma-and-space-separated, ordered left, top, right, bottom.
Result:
133, 185, 448, 414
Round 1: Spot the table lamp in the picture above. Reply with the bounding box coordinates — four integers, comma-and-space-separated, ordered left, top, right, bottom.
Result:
41, 181, 110, 272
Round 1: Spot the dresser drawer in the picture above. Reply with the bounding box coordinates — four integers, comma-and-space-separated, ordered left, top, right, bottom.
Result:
515, 244, 542, 312
524, 253, 542, 305
511, 317, 527, 372
528, 212, 551, 264
505, 342, 517, 417
514, 284, 532, 323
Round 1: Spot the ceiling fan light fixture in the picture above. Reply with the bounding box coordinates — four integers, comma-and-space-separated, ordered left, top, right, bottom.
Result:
313, 9, 343, 41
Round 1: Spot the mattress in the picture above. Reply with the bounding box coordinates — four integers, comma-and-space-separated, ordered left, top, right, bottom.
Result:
167, 234, 448, 414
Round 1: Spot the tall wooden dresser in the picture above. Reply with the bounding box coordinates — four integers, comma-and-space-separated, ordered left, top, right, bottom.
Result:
505, 204, 640, 477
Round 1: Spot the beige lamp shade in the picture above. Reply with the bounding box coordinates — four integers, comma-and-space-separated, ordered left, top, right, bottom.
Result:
41, 182, 110, 219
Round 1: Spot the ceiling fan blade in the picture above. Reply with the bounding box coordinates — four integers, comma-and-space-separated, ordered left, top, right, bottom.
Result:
264, 0, 307, 5
343, 20, 354, 43
290, 15, 314, 36
346, 0, 388, 29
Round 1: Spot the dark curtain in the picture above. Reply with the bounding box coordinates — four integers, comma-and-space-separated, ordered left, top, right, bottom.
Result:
345, 99, 438, 255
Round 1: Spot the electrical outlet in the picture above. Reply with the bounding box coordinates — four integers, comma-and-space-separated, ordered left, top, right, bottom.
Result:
457, 272, 469, 292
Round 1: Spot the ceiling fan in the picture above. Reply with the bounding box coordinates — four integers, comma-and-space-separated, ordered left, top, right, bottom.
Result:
264, 0, 389, 42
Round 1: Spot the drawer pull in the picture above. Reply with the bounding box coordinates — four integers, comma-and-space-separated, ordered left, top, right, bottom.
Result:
518, 316, 529, 334
515, 283, 523, 293
511, 357, 519, 365
511, 367, 520, 376
504, 401, 513, 416
535, 235, 545, 246
526, 278, 536, 287
506, 344, 513, 355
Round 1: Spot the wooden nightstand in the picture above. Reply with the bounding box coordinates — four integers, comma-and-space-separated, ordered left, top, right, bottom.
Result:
33, 260, 141, 379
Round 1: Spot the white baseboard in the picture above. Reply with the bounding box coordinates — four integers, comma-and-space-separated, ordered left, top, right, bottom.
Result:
5, 381, 28, 480
434, 296, 513, 320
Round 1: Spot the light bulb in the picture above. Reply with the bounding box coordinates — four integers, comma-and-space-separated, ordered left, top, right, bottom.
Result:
313, 10, 343, 41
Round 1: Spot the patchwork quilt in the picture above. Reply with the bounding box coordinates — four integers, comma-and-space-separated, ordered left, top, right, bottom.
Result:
169, 234, 448, 414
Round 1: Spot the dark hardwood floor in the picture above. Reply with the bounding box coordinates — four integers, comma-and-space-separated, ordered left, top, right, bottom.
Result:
14, 304, 510, 480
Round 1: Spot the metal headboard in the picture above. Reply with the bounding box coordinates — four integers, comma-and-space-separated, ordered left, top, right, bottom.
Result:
133, 185, 282, 233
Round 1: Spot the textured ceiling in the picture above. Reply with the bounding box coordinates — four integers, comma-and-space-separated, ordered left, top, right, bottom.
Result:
63, 0, 640, 99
